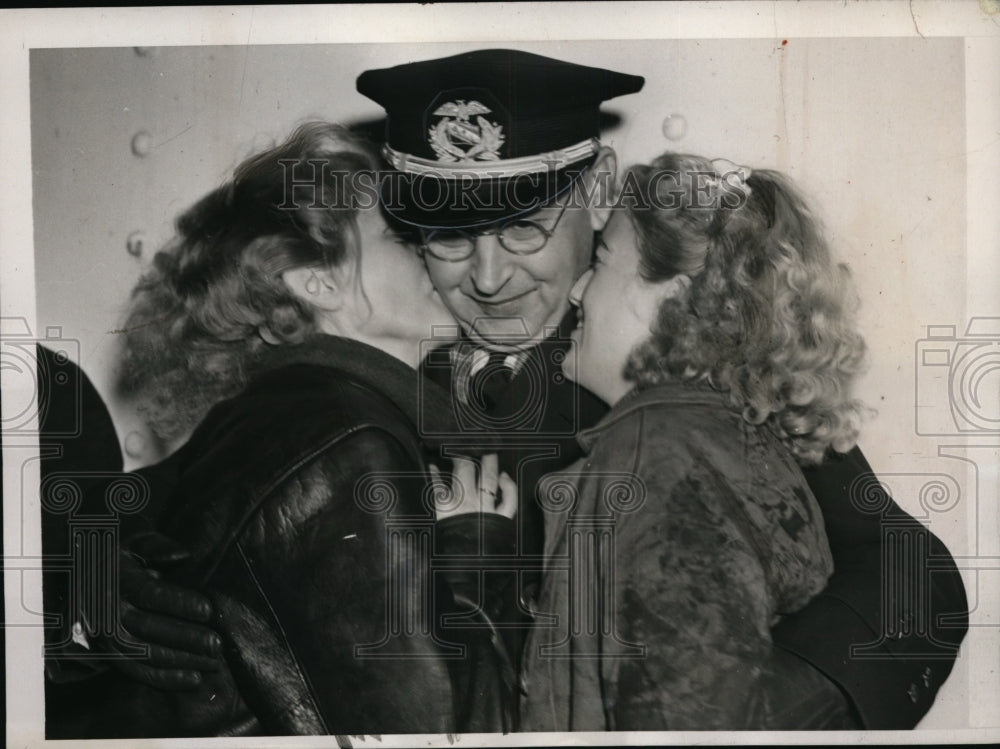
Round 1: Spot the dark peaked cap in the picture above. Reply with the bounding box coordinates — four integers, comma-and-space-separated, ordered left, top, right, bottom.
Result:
357, 49, 644, 229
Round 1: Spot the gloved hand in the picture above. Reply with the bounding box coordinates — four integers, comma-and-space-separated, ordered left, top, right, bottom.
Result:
89, 530, 223, 690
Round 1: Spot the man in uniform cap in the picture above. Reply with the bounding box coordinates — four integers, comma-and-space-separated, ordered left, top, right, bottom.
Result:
358, 47, 635, 592
357, 48, 968, 730
98, 48, 967, 735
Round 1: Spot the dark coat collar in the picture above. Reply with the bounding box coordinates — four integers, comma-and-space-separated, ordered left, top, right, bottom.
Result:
253, 334, 459, 438
576, 381, 728, 453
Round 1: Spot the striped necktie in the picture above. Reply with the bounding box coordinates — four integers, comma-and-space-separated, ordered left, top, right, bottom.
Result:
451, 344, 526, 409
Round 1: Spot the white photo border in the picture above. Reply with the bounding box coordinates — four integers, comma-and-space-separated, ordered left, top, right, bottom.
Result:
3, 2, 1000, 747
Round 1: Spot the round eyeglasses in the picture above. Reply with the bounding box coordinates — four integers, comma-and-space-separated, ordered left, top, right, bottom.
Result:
419, 199, 572, 262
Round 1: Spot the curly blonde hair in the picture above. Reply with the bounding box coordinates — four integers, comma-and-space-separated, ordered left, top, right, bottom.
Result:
623, 152, 868, 464
117, 122, 381, 442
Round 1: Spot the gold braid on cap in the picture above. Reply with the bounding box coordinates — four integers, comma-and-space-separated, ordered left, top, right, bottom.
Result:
383, 138, 600, 178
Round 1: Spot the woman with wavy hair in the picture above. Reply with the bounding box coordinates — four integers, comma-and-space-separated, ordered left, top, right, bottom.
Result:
95, 122, 516, 738
520, 153, 868, 730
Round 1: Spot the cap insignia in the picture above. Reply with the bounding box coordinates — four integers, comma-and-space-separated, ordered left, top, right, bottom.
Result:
428, 100, 505, 163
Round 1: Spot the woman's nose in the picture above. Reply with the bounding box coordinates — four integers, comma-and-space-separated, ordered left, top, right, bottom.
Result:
469, 234, 514, 295
569, 268, 594, 307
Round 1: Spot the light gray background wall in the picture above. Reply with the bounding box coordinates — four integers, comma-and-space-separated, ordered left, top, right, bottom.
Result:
29, 39, 974, 727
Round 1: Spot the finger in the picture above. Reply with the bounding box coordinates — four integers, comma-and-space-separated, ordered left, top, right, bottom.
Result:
124, 577, 214, 624
478, 454, 500, 507
122, 606, 224, 659
114, 657, 204, 691
125, 642, 221, 673
497, 472, 518, 519
429, 464, 455, 519
428, 463, 443, 488
438, 456, 479, 518
125, 531, 191, 567
451, 456, 477, 506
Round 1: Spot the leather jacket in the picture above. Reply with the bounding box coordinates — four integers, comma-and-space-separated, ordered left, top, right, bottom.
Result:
95, 335, 514, 737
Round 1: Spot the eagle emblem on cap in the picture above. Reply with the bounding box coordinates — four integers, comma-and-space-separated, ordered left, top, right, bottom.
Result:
428, 100, 505, 162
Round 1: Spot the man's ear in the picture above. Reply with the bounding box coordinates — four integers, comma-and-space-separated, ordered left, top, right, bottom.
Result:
582, 146, 618, 233
281, 266, 343, 312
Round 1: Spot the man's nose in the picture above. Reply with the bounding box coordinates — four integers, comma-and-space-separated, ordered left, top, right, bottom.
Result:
469, 234, 515, 295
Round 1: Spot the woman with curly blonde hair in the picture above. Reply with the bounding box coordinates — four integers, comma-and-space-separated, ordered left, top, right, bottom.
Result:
623, 155, 868, 463
520, 152, 869, 730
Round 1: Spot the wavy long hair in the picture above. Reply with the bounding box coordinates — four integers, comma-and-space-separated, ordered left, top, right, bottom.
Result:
117, 122, 380, 442
623, 152, 869, 464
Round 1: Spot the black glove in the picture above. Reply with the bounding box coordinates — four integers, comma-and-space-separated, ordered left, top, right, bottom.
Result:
90, 530, 223, 690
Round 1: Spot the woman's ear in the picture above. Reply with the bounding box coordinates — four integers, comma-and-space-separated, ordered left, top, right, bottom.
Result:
628, 273, 689, 325
583, 146, 618, 233
654, 273, 691, 308
665, 273, 692, 298
281, 266, 343, 312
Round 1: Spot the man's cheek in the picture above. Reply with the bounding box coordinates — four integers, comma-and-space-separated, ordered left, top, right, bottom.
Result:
424, 267, 455, 295
445, 294, 480, 325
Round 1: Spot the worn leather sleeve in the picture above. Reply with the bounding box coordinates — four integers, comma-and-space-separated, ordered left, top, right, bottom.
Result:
432, 513, 519, 732
434, 513, 516, 620
773, 446, 969, 729
211, 426, 456, 736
